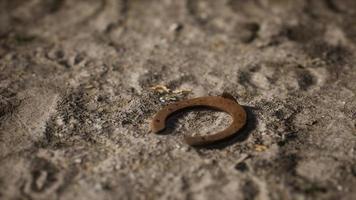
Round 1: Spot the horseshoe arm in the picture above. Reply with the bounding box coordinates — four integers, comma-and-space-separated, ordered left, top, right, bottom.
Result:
151, 96, 247, 146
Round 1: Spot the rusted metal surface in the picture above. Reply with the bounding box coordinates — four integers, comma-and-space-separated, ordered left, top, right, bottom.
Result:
151, 95, 247, 146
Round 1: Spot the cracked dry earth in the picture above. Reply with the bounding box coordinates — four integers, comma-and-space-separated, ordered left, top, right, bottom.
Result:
0, 0, 355, 199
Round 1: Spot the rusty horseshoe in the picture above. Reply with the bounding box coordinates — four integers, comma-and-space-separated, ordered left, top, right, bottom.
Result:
151, 94, 247, 146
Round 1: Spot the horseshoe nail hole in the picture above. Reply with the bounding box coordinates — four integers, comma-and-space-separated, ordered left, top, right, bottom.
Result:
166, 107, 232, 138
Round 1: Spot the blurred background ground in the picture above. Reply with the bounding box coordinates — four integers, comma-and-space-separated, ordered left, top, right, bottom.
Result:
0, 0, 355, 199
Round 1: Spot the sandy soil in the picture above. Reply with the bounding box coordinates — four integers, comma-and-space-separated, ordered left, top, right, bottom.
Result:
0, 0, 355, 199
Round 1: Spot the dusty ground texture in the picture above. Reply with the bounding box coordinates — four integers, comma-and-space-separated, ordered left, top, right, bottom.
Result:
0, 0, 355, 199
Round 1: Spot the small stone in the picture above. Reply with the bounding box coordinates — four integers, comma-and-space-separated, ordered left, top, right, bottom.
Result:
87, 102, 97, 111
181, 146, 190, 152
169, 23, 183, 33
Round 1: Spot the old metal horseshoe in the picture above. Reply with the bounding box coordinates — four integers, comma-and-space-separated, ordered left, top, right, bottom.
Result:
151, 94, 247, 146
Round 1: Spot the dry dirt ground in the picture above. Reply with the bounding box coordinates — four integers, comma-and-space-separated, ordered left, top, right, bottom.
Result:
0, 0, 355, 199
